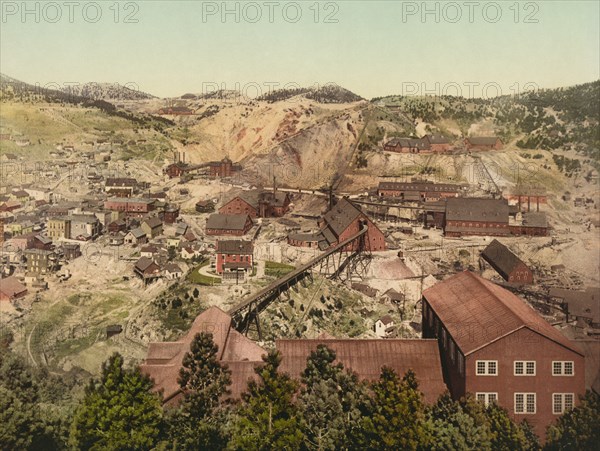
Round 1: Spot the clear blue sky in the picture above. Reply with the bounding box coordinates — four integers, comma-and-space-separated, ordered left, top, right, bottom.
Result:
1, 1, 598, 98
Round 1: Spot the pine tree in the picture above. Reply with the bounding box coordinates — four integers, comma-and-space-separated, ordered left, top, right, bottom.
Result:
545, 391, 600, 450
298, 344, 370, 450
229, 350, 303, 450
485, 402, 530, 451
520, 420, 541, 451
178, 332, 232, 416
69, 353, 163, 450
360, 367, 428, 450
165, 332, 232, 450
0, 349, 68, 450
423, 392, 492, 450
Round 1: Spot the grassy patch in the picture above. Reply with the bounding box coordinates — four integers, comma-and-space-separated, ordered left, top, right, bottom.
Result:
188, 260, 221, 285
52, 328, 102, 362
265, 261, 295, 277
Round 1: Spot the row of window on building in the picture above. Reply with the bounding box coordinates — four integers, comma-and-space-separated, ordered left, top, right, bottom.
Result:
475, 360, 574, 376
476, 392, 574, 415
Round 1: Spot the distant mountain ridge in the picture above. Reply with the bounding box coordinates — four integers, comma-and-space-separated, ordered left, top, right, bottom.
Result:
256, 84, 364, 104
0, 74, 156, 101
176, 84, 364, 104
61, 82, 156, 101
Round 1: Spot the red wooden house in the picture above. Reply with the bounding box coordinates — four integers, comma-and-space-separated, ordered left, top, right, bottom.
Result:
215, 240, 254, 275
423, 134, 452, 152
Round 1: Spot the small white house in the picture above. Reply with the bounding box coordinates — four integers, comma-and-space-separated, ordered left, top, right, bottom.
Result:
374, 315, 395, 338
164, 263, 183, 280
124, 228, 147, 245
181, 245, 200, 260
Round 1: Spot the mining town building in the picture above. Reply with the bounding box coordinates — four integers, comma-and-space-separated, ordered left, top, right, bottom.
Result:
141, 217, 163, 238
277, 338, 447, 404
0, 276, 28, 302
444, 198, 510, 237
206, 214, 253, 236
62, 243, 81, 260
142, 307, 447, 406
134, 257, 162, 283
47, 217, 71, 240
503, 186, 547, 212
481, 239, 534, 285
510, 212, 549, 237
141, 307, 265, 405
219, 190, 291, 218
465, 136, 503, 151
195, 200, 215, 213
163, 205, 180, 224
383, 137, 431, 154
209, 157, 242, 178
24, 249, 57, 274
105, 178, 137, 197
287, 198, 386, 252
377, 180, 466, 201
215, 240, 254, 275
423, 134, 452, 152
104, 198, 156, 217
422, 271, 585, 438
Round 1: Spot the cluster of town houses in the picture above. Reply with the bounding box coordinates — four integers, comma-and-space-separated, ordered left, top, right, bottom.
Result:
0, 163, 586, 301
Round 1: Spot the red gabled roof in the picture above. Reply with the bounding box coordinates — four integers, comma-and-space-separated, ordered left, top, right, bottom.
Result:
423, 271, 583, 356
140, 306, 265, 403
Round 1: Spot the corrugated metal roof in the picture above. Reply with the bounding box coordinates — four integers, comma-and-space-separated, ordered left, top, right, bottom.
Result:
423, 271, 583, 356
140, 307, 265, 404
276, 338, 446, 403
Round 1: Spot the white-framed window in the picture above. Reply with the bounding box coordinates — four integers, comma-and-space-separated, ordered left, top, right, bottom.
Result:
515, 393, 536, 414
476, 392, 498, 407
514, 361, 536, 376
476, 360, 498, 376
553, 393, 575, 414
553, 361, 574, 376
